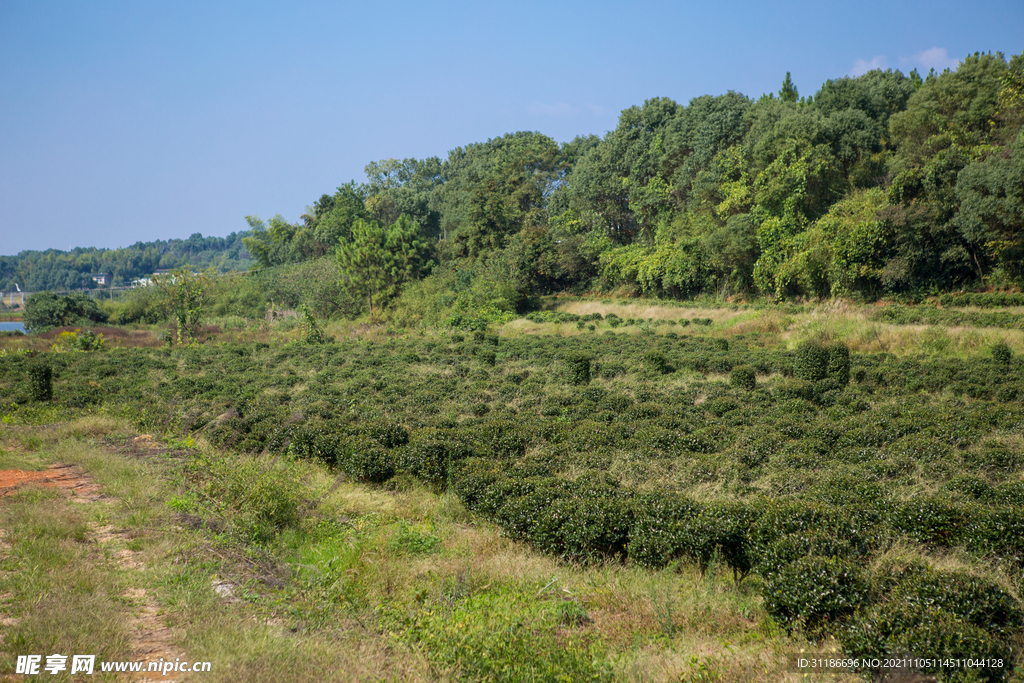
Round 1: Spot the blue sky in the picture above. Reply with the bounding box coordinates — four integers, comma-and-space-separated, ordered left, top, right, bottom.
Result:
1, 0, 1021, 255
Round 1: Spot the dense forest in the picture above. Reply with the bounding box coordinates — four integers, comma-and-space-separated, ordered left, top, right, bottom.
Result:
0, 232, 253, 292
240, 51, 1023, 323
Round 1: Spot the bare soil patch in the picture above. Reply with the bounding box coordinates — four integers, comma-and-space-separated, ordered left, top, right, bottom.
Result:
0, 463, 103, 500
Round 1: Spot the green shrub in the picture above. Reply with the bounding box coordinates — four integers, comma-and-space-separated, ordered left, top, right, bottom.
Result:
202, 456, 309, 544
841, 603, 1012, 681
898, 568, 1024, 634
554, 494, 634, 563
27, 361, 53, 402
477, 419, 532, 459
730, 365, 757, 391
289, 422, 343, 464
24, 291, 109, 332
642, 351, 671, 374
397, 428, 474, 487
755, 531, 858, 577
889, 497, 967, 548
628, 494, 703, 568
990, 340, 1012, 366
354, 419, 409, 449
450, 460, 502, 511
826, 343, 851, 385
796, 340, 829, 381
762, 556, 869, 633
563, 352, 592, 385
339, 435, 395, 483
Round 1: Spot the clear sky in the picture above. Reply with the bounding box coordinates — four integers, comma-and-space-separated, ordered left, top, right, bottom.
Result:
1, 0, 1021, 256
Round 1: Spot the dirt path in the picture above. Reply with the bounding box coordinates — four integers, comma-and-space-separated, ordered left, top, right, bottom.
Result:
0, 463, 102, 500
0, 457, 187, 682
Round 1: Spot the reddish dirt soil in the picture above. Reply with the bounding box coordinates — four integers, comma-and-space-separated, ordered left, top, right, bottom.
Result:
0, 463, 102, 499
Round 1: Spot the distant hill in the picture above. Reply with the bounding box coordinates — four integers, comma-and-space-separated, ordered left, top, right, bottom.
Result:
0, 232, 253, 292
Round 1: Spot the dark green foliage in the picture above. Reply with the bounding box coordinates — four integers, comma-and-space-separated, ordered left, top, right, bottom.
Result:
554, 494, 633, 563
355, 420, 409, 449
1, 232, 252, 293
642, 351, 671, 374
795, 340, 829, 381
874, 305, 1024, 330
762, 556, 869, 633
563, 352, 591, 385
826, 344, 850, 385
10, 317, 1024, 659
290, 422, 344, 464
628, 494, 703, 569
991, 340, 1012, 366
27, 361, 52, 402
339, 435, 395, 483
842, 604, 1011, 681
24, 291, 109, 332
939, 292, 1024, 308
890, 497, 968, 548
795, 340, 850, 385
898, 568, 1024, 634
397, 428, 475, 487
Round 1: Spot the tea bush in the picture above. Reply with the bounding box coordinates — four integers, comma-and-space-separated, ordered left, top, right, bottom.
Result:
338, 435, 395, 484
841, 604, 1010, 681
762, 556, 870, 633
563, 351, 592, 385
730, 365, 756, 391
27, 361, 53, 402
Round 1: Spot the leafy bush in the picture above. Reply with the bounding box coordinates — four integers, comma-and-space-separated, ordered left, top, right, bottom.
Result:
991, 340, 1012, 366
354, 419, 409, 449
27, 361, 53, 402
826, 343, 850, 385
563, 352, 592, 385
762, 556, 869, 633
397, 428, 475, 487
24, 291, 109, 332
554, 494, 633, 563
841, 603, 1012, 681
642, 351, 671, 374
796, 340, 849, 384
730, 365, 757, 391
51, 328, 106, 352
338, 435, 395, 483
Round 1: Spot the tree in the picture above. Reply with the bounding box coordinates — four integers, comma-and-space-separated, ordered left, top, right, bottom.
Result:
242, 215, 302, 269
780, 72, 799, 103
431, 131, 562, 260
955, 131, 1024, 279
153, 267, 214, 344
23, 292, 108, 332
335, 214, 433, 318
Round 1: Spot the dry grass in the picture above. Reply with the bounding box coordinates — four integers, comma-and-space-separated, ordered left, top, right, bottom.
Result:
555, 299, 747, 326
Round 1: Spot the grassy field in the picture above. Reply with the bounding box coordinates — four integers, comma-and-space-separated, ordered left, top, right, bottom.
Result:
1, 297, 1023, 682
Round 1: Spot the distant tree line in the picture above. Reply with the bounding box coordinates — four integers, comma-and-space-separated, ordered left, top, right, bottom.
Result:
0, 232, 253, 292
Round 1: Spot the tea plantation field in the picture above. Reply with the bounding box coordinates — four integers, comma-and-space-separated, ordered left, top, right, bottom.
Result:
3, 312, 1024, 680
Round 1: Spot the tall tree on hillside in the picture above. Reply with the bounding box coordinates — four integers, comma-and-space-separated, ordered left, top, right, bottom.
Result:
431, 132, 562, 260
335, 214, 433, 318
780, 72, 799, 103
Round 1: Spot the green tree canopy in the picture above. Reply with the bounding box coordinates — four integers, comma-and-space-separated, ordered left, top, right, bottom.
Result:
335, 214, 433, 317
24, 291, 109, 332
